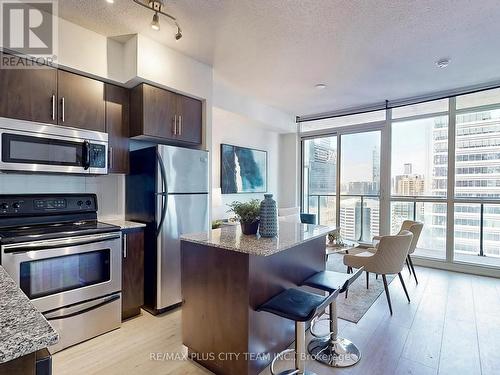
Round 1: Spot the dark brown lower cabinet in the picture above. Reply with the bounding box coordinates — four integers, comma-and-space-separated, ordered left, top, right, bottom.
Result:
122, 229, 144, 320
0, 352, 35, 375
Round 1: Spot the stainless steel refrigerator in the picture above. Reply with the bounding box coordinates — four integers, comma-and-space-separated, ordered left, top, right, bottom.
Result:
126, 145, 209, 314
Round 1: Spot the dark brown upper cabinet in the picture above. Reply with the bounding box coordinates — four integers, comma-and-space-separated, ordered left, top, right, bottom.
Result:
176, 94, 202, 145
105, 84, 130, 174
130, 83, 202, 145
57, 70, 105, 132
0, 56, 57, 124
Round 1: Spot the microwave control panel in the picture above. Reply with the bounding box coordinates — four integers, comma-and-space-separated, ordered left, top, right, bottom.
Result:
89, 144, 106, 168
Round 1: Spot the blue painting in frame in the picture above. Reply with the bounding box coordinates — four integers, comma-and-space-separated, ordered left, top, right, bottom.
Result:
221, 144, 267, 194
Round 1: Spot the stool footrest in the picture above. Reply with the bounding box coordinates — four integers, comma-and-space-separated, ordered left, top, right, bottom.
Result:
308, 336, 361, 368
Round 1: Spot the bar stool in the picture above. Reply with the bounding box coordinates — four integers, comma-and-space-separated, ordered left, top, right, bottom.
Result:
257, 288, 331, 375
300, 267, 364, 368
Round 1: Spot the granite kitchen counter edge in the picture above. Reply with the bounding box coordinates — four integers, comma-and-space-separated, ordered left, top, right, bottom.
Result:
181, 222, 333, 256
0, 266, 58, 363
101, 218, 147, 231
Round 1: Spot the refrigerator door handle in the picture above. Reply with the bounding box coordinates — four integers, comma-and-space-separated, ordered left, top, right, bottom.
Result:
156, 149, 169, 235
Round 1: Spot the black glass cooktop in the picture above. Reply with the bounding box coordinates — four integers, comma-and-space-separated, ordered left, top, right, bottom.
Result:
0, 220, 120, 244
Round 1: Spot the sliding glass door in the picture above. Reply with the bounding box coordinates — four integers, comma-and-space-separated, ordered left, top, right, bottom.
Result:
302, 127, 382, 243
340, 131, 381, 242
302, 136, 337, 227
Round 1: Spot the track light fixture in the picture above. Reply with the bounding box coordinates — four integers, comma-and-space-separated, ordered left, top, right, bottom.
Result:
175, 23, 182, 41
151, 12, 160, 31
132, 0, 182, 40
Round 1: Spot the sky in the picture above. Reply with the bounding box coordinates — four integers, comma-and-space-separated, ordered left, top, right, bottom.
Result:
312, 116, 446, 185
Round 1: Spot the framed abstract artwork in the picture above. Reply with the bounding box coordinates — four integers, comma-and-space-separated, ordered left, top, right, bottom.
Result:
221, 144, 267, 194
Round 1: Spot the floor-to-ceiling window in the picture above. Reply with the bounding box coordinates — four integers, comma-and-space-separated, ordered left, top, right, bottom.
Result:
302, 136, 337, 227
300, 86, 500, 270
453, 88, 500, 266
390, 100, 449, 259
301, 111, 385, 243
340, 131, 380, 242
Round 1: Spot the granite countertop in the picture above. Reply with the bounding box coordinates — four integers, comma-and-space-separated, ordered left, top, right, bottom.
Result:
181, 222, 332, 256
0, 266, 58, 363
101, 218, 146, 231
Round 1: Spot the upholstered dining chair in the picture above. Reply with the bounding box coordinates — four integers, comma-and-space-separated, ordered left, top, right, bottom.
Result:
343, 231, 414, 315
373, 220, 423, 284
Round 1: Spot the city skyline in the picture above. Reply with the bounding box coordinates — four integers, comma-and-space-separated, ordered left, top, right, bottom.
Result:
303, 101, 500, 260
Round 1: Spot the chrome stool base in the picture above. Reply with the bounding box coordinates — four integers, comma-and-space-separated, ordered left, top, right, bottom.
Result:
308, 337, 361, 368
275, 371, 317, 375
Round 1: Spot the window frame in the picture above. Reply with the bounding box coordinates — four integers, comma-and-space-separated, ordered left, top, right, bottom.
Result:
299, 89, 500, 270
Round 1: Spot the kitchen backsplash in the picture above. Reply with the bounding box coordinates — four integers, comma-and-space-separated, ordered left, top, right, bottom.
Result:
0, 174, 125, 218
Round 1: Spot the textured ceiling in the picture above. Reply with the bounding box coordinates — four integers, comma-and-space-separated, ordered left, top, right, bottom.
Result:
59, 0, 500, 117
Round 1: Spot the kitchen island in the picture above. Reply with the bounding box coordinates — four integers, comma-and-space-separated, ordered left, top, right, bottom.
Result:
180, 222, 332, 375
0, 266, 58, 374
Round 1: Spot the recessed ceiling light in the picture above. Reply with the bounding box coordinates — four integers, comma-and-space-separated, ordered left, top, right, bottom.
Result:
315, 83, 327, 89
106, 0, 114, 4
436, 58, 451, 68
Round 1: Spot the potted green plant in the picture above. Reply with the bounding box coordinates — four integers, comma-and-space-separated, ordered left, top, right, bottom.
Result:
211, 220, 223, 229
227, 199, 261, 235
328, 229, 344, 247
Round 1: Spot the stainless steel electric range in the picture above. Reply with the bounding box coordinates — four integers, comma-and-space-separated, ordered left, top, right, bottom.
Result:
0, 193, 122, 353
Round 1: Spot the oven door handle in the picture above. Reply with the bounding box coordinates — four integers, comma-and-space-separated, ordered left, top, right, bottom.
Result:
44, 294, 120, 321
2, 233, 121, 253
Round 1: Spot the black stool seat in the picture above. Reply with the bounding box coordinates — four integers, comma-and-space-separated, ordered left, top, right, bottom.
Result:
258, 288, 327, 322
302, 270, 351, 294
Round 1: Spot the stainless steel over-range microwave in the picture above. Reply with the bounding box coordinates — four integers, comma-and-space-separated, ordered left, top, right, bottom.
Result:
0, 117, 108, 175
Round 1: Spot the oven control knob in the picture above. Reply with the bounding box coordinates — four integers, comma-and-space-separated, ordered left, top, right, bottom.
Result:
12, 202, 20, 209
86, 200, 92, 206
77, 200, 84, 206
0, 203, 8, 210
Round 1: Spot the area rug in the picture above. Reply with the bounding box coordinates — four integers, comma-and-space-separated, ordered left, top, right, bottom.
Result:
326, 252, 395, 323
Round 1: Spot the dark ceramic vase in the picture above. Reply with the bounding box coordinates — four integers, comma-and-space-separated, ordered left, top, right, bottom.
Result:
240, 220, 260, 235
259, 194, 278, 237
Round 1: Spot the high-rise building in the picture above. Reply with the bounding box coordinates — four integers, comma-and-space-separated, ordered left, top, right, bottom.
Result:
432, 110, 500, 257
404, 163, 412, 174
306, 138, 336, 195
304, 138, 337, 226
372, 148, 380, 190
393, 163, 425, 196
340, 198, 379, 242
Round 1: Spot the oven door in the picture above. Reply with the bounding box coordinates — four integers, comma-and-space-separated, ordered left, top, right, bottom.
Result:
1, 232, 121, 312
0, 118, 107, 174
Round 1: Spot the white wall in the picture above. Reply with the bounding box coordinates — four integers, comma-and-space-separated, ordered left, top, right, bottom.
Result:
1, 15, 300, 222
279, 132, 300, 208
211, 107, 280, 220
213, 75, 295, 133
0, 174, 125, 219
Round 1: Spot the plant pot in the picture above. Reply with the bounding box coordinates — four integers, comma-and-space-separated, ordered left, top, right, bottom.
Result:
240, 220, 260, 235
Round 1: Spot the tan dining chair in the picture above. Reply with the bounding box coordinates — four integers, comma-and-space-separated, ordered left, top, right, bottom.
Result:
343, 231, 413, 315
374, 220, 423, 284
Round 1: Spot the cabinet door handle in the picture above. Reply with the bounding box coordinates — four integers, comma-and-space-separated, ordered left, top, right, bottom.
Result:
172, 116, 177, 135
108, 146, 113, 170
178, 115, 182, 135
51, 94, 56, 121
123, 233, 127, 258
61, 97, 65, 122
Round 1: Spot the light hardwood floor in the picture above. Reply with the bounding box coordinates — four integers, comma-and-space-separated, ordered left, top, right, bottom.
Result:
53, 266, 500, 375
